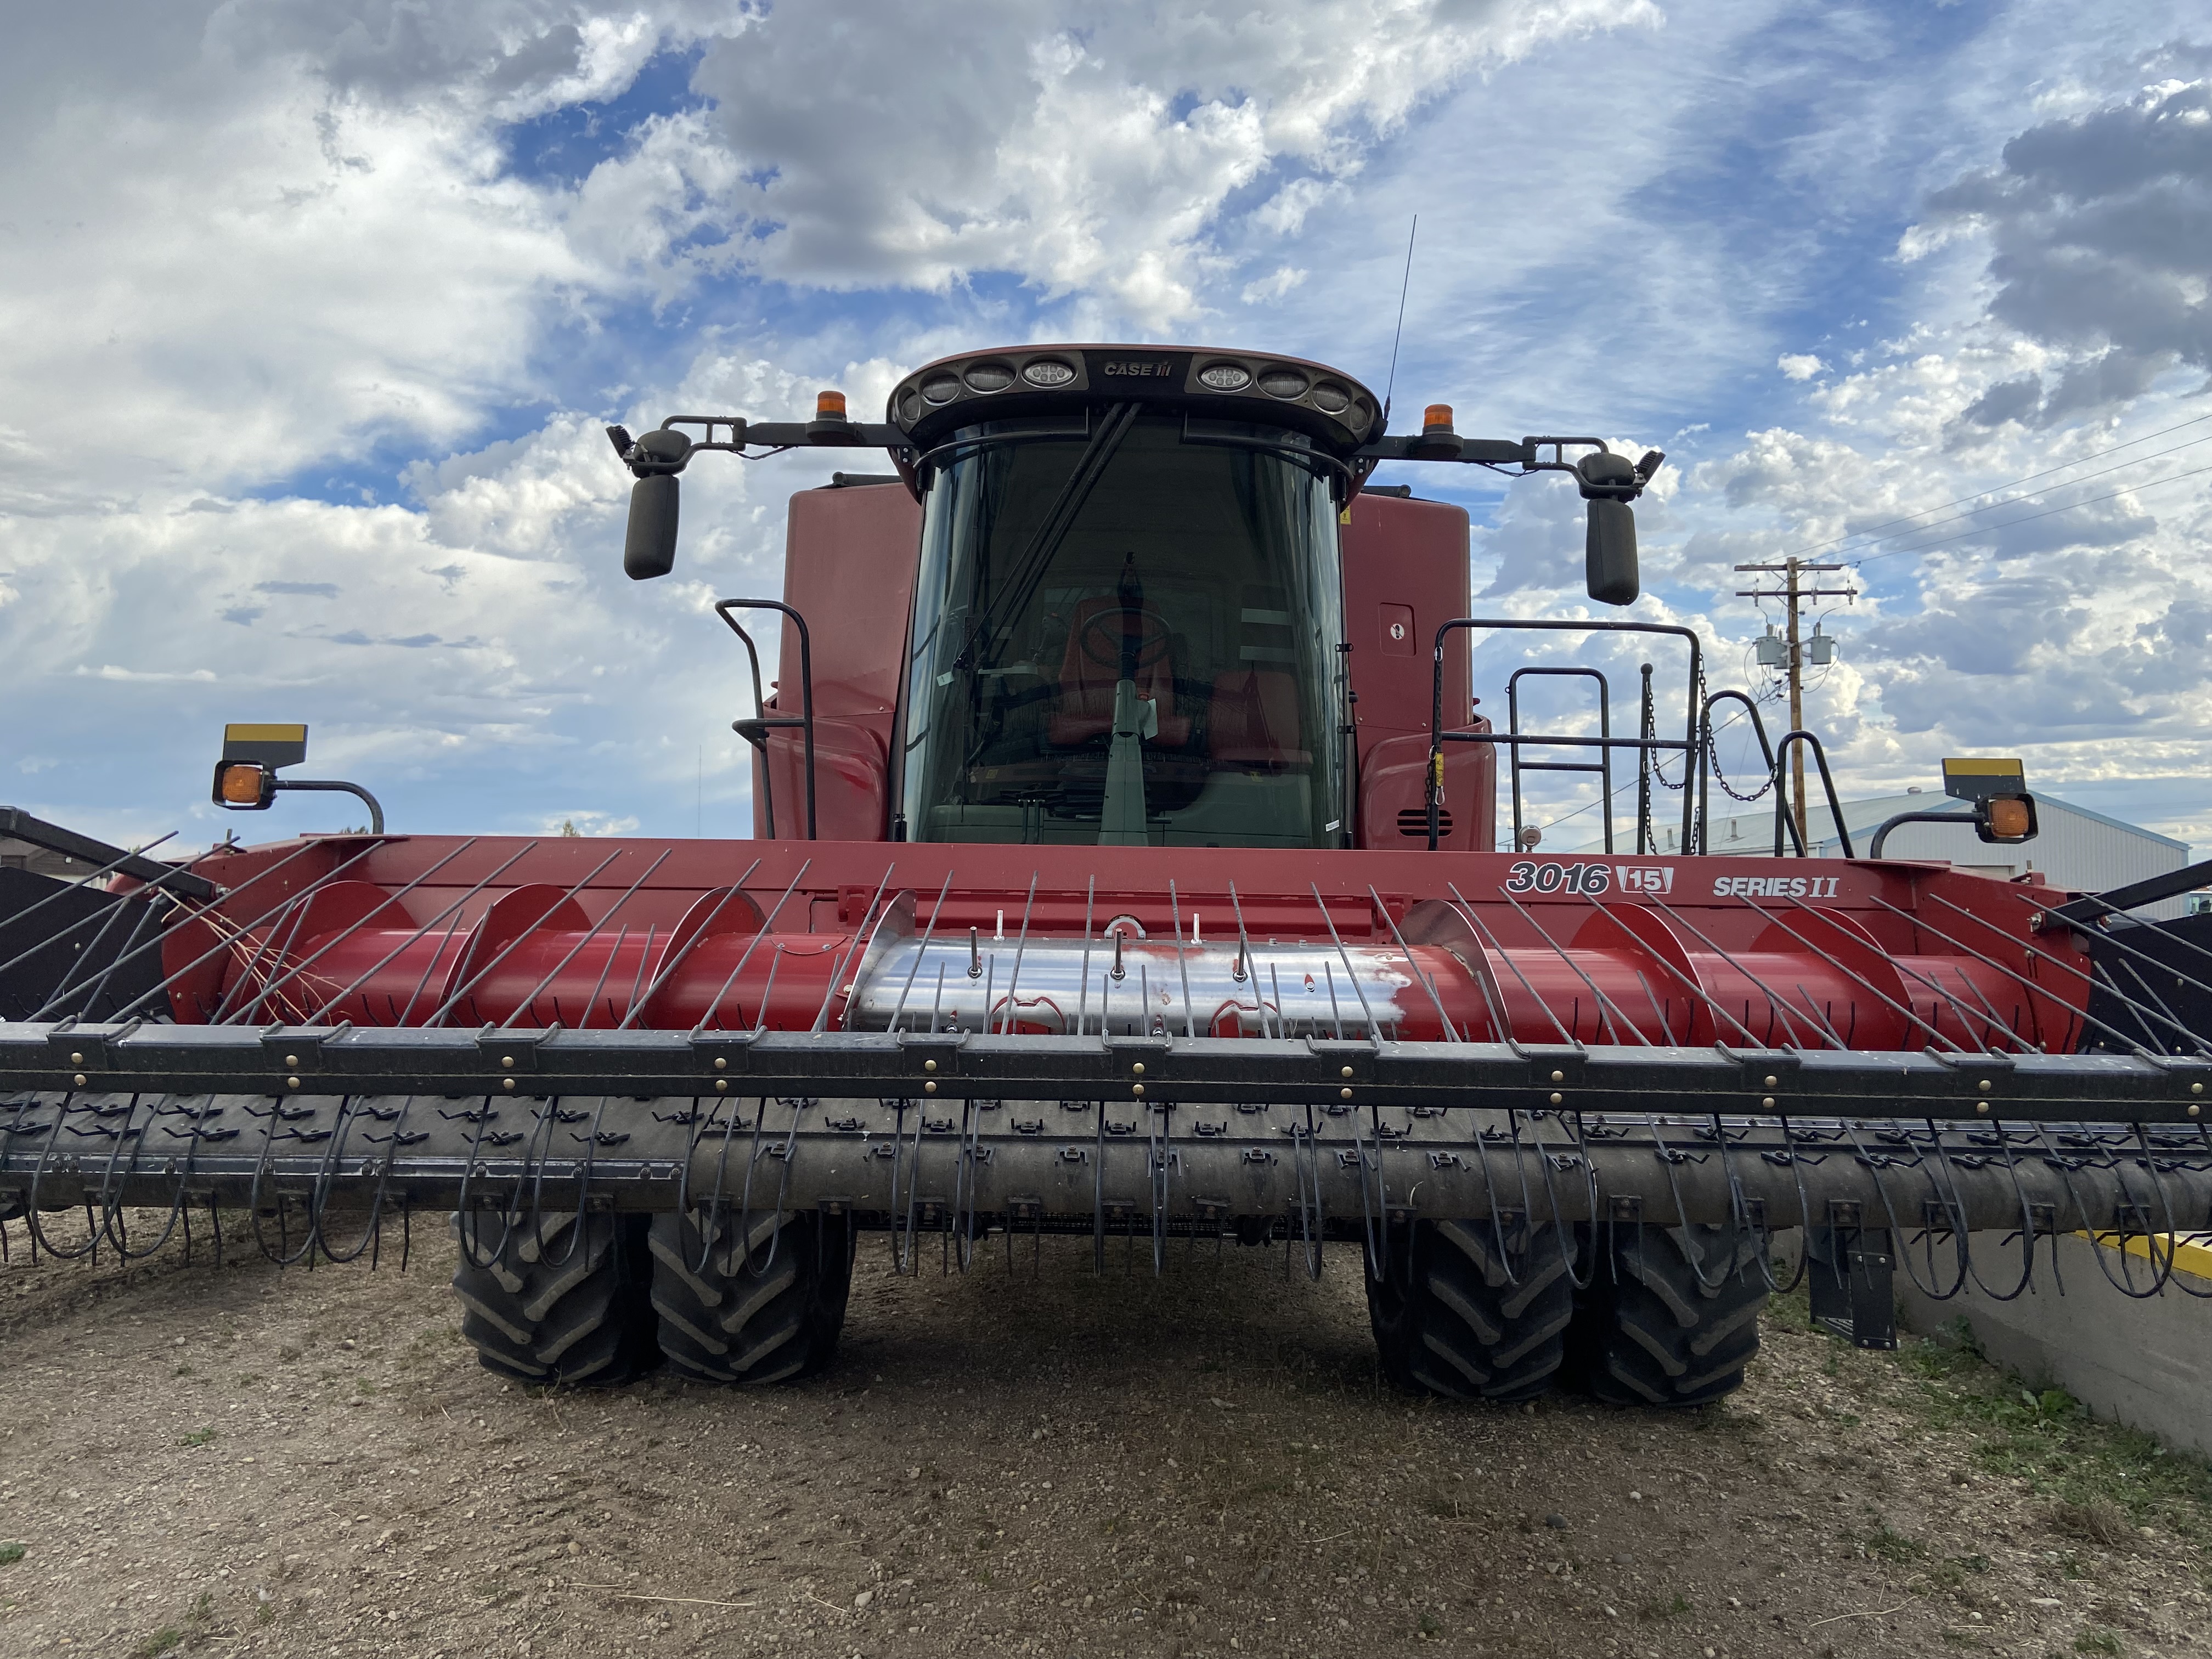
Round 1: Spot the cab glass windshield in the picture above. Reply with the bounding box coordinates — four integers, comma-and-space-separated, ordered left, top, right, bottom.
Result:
900, 413, 1347, 847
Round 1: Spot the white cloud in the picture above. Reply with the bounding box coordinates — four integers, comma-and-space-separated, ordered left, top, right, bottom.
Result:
684, 0, 1658, 325
1255, 177, 1340, 236
1778, 353, 1826, 381
1240, 267, 1309, 304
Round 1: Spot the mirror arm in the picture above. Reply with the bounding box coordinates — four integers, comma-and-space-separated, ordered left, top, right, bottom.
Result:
1351, 433, 1648, 496
612, 415, 912, 478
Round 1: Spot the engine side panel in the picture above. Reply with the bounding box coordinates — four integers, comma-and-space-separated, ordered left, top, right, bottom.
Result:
752, 480, 922, 840
1340, 492, 1494, 850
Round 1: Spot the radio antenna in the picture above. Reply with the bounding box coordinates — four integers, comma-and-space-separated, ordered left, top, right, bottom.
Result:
1381, 214, 1418, 428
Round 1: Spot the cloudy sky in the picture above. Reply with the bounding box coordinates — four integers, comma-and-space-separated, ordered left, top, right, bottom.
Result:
4, 0, 2209, 856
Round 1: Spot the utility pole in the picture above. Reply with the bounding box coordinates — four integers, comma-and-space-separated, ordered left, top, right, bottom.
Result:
1735, 558, 1857, 845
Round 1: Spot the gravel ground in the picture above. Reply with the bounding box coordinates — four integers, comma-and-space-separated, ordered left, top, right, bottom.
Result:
1, 1212, 2208, 1659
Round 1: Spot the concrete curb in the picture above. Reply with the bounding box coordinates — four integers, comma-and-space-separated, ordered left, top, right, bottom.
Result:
1896, 1233, 2212, 1457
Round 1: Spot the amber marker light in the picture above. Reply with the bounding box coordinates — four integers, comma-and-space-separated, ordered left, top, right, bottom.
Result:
1986, 797, 2033, 840
219, 764, 267, 805
815, 390, 847, 420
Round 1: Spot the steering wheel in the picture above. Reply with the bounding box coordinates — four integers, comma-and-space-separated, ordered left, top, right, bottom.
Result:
1077, 605, 1173, 672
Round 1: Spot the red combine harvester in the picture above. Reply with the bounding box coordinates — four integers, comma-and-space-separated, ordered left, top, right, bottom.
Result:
4, 344, 2209, 1407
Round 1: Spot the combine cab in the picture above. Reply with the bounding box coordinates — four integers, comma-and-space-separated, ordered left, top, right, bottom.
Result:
4, 345, 2208, 1407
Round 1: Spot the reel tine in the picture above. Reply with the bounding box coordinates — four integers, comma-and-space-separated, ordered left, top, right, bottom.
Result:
620, 857, 767, 1032
1875, 894, 2183, 1058
1167, 879, 1196, 1039
1497, 890, 1644, 1045
1449, 884, 1587, 1049
1310, 884, 1383, 1048
889, 872, 957, 1035
998, 870, 1039, 1037
505, 848, 671, 1029
691, 859, 814, 1034
248, 839, 491, 1025
1649, 898, 1830, 1051
1369, 882, 1459, 1041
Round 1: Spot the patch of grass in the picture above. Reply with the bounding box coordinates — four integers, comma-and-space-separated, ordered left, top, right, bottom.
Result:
1774, 1289, 2212, 1538
0, 1543, 24, 1565
1636, 1592, 1691, 1620
1918, 1550, 1993, 1594
1859, 1521, 1927, 1564
177, 1427, 217, 1448
2073, 1629, 2122, 1655
136, 1596, 212, 1659
2054, 1500, 2134, 1550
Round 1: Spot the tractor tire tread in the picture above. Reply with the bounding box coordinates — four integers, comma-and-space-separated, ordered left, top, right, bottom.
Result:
1369, 1221, 1579, 1404
1574, 1222, 1768, 1408
449, 1210, 658, 1388
648, 1211, 851, 1386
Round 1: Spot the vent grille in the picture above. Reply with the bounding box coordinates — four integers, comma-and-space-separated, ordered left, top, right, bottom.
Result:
1397, 808, 1452, 838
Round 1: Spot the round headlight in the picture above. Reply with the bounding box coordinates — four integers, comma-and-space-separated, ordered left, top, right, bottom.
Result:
898, 391, 924, 425
1309, 381, 1350, 414
1257, 368, 1308, 399
1022, 358, 1077, 387
1198, 362, 1252, 392
1349, 398, 1374, 433
921, 375, 963, 405
964, 363, 1015, 393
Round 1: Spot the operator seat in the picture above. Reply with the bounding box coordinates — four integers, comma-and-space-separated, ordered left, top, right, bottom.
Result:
1206, 669, 1307, 769
1047, 595, 1190, 748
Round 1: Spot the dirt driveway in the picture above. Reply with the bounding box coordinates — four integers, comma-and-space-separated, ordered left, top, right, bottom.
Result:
1, 1214, 2207, 1658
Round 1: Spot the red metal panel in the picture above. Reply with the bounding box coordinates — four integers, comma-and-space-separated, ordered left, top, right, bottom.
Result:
754, 481, 922, 840
168, 833, 2094, 1053
1340, 492, 1494, 849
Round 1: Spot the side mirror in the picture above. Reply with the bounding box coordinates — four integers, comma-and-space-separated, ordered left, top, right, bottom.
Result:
1585, 499, 1639, 606
624, 474, 680, 580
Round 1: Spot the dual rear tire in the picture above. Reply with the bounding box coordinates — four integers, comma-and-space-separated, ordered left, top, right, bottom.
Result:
1367, 1218, 1768, 1408
450, 1207, 851, 1389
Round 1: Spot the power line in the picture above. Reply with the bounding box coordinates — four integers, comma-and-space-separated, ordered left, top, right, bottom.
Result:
1854, 461, 2212, 566
1819, 432, 2212, 561
1776, 408, 2212, 562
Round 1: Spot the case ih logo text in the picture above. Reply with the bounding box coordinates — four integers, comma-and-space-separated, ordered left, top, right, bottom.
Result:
1712, 873, 1843, 899
1100, 359, 1178, 378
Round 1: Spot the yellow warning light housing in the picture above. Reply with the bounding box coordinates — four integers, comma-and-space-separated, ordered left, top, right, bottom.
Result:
212, 723, 307, 811
1942, 757, 2038, 845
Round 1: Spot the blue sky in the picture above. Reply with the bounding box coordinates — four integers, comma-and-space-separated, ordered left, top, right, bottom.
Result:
3, 0, 2209, 856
